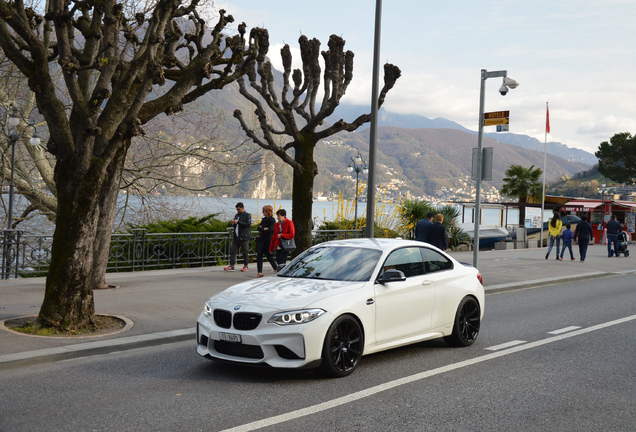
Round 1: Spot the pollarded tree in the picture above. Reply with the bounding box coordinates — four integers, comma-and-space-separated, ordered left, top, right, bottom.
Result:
0, 1, 259, 330
501, 164, 543, 226
233, 32, 401, 251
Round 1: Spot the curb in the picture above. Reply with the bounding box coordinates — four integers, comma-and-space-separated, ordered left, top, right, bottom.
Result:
485, 271, 628, 294
0, 327, 195, 369
0, 314, 134, 339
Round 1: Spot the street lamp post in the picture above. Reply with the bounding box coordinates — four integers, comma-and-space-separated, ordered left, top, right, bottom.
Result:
365, 0, 382, 238
3, 106, 20, 279
348, 153, 368, 229
5, 106, 20, 231
2, 107, 40, 278
472, 69, 519, 268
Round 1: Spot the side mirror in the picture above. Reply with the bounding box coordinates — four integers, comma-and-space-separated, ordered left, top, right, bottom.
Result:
377, 269, 407, 284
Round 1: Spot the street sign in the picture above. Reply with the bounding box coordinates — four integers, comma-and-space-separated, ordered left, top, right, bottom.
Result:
472, 147, 494, 181
496, 124, 509, 132
483, 110, 509, 126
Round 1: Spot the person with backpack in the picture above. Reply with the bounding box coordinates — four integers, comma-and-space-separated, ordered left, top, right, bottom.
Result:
269, 209, 296, 269
224, 202, 252, 272
574, 215, 593, 262
545, 212, 563, 260
256, 205, 277, 278
560, 224, 575, 261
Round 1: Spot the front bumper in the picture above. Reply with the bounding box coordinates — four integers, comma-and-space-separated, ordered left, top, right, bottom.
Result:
196, 312, 331, 368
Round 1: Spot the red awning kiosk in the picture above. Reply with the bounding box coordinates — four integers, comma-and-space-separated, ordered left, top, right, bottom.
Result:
562, 199, 636, 243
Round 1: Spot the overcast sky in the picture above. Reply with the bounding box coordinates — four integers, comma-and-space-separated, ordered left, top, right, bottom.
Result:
216, 0, 636, 153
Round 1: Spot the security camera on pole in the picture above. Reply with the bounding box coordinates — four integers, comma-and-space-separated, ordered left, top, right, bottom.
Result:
472, 70, 519, 268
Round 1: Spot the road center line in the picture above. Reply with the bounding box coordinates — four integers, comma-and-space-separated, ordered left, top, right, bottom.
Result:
219, 314, 636, 432
484, 340, 526, 351
547, 326, 581, 335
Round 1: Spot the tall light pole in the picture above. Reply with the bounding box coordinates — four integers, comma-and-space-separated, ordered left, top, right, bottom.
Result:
5, 106, 20, 231
539, 101, 549, 248
2, 107, 40, 279
473, 70, 519, 268
3, 106, 20, 279
365, 0, 382, 238
348, 152, 368, 229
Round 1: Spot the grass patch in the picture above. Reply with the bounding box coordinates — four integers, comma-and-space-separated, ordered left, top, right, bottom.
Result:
5, 315, 126, 337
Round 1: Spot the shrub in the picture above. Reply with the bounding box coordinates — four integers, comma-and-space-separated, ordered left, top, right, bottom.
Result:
397, 200, 470, 249
127, 214, 230, 233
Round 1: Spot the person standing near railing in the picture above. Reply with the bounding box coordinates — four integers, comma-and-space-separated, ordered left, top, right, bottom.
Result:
269, 209, 296, 269
256, 205, 277, 278
224, 202, 252, 272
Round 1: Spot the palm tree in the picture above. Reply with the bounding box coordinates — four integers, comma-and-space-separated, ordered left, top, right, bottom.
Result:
501, 165, 543, 226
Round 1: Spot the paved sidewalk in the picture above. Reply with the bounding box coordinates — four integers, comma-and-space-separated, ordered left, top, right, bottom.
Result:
0, 245, 633, 360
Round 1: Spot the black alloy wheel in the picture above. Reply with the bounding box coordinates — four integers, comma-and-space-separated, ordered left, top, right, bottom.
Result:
321, 315, 364, 378
445, 296, 481, 347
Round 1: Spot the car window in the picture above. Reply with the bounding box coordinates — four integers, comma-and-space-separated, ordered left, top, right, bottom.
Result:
278, 246, 382, 281
382, 247, 426, 278
420, 248, 453, 273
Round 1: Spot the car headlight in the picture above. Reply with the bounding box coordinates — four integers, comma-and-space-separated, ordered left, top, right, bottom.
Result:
268, 309, 325, 326
203, 301, 213, 317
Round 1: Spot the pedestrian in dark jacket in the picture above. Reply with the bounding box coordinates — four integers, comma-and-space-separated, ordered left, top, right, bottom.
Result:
428, 213, 449, 251
574, 215, 593, 262
224, 202, 252, 272
415, 212, 435, 243
606, 215, 622, 257
256, 205, 277, 278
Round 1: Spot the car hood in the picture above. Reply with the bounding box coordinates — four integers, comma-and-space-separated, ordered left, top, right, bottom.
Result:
210, 277, 366, 311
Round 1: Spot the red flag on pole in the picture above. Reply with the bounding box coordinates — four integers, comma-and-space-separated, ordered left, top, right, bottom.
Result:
545, 103, 551, 134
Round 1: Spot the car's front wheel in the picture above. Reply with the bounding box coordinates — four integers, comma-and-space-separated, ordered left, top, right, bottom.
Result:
320, 314, 364, 378
445, 296, 481, 347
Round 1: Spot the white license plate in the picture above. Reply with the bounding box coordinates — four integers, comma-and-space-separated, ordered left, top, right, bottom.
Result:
218, 332, 242, 343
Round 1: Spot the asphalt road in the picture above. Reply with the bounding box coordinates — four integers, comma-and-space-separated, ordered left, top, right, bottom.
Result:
1, 275, 635, 432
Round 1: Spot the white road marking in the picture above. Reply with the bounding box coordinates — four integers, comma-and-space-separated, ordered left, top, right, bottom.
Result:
484, 340, 527, 351
219, 314, 636, 432
547, 326, 581, 335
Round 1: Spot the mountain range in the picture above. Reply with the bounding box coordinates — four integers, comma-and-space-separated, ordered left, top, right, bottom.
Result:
142, 74, 595, 200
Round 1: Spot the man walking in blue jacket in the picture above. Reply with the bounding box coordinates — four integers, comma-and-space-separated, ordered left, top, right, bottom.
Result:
415, 212, 435, 243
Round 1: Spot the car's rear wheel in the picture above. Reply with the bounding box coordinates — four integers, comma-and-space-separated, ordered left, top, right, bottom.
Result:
445, 296, 481, 347
320, 315, 364, 378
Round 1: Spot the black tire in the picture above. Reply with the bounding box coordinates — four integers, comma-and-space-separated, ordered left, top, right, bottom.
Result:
445, 296, 481, 347
625, 250, 630, 257
320, 314, 364, 378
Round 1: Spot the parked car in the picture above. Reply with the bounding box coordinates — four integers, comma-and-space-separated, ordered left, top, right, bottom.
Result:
196, 238, 485, 377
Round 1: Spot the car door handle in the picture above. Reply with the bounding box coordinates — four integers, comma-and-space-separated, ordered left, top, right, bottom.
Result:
421, 280, 433, 286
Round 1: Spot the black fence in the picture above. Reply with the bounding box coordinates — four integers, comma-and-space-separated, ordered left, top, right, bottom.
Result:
0, 229, 365, 278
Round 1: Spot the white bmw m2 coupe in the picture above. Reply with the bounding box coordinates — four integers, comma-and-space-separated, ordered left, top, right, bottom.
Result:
197, 238, 484, 377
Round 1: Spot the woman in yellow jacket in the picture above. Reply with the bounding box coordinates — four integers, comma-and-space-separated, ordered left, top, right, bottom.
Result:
545, 213, 563, 260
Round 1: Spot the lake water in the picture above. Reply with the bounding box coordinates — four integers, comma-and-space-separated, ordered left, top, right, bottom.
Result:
2, 194, 547, 234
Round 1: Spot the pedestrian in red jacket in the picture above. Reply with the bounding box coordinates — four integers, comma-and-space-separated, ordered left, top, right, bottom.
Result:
269, 209, 296, 268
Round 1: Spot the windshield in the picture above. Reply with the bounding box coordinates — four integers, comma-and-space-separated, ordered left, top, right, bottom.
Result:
278, 246, 382, 281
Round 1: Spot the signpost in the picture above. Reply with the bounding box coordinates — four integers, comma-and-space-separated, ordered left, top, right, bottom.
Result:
496, 124, 509, 132
483, 110, 510, 126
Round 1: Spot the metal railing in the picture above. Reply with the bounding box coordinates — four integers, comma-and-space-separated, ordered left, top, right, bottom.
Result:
1, 228, 364, 278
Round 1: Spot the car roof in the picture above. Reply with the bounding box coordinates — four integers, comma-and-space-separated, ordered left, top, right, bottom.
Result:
317, 238, 433, 251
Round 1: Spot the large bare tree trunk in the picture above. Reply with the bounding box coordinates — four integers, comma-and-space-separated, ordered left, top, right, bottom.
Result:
291, 141, 317, 252
91, 149, 127, 290
38, 159, 102, 330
